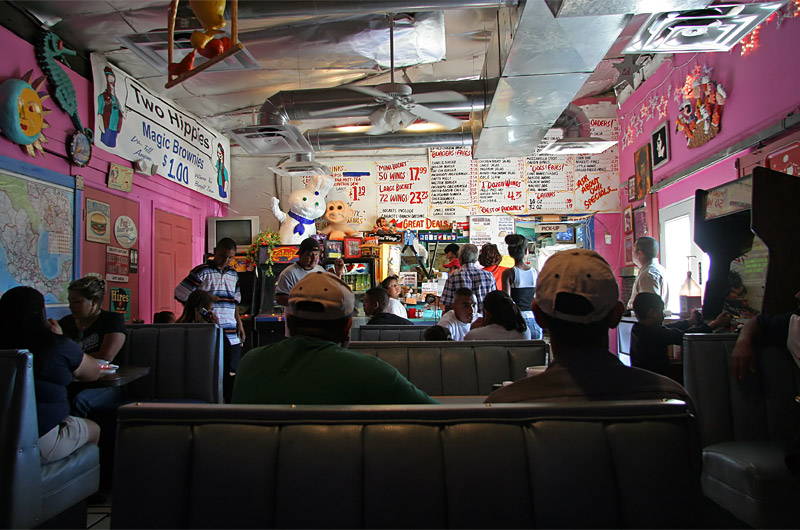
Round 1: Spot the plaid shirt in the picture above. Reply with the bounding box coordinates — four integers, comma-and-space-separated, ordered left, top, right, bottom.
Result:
440, 261, 496, 312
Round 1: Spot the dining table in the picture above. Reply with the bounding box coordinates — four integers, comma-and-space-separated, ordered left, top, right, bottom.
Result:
74, 365, 150, 388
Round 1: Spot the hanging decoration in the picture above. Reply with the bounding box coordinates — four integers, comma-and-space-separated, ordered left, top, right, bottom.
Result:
674, 66, 727, 149
36, 31, 95, 167
612, 54, 644, 89
738, 0, 800, 56
0, 71, 52, 158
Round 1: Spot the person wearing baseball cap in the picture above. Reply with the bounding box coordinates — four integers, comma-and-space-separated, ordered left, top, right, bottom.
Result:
274, 237, 344, 307
233, 271, 437, 405
486, 249, 689, 404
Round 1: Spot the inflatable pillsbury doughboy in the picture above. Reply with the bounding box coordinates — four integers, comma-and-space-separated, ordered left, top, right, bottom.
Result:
270, 174, 334, 244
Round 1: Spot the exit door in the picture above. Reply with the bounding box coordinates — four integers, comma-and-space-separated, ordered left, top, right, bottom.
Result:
153, 209, 192, 318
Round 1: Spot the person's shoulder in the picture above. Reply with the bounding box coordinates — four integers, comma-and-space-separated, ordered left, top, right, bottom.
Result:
52, 334, 84, 358
190, 262, 213, 275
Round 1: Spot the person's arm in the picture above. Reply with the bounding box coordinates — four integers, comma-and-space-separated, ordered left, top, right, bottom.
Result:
501, 267, 514, 296
94, 332, 125, 362
235, 310, 245, 341
174, 268, 201, 304
333, 258, 345, 278
274, 267, 293, 307
730, 317, 761, 379
73, 353, 101, 381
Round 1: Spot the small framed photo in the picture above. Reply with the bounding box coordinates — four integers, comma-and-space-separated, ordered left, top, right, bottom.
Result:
633, 205, 648, 241
651, 121, 670, 170
624, 234, 635, 266
623, 206, 633, 234
627, 177, 635, 201
634, 143, 652, 201
343, 237, 362, 259
324, 239, 344, 260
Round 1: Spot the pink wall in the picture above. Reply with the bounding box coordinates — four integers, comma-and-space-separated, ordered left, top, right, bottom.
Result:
0, 26, 225, 321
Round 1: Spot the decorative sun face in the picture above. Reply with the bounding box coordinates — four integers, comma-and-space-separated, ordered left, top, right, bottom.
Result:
0, 70, 51, 158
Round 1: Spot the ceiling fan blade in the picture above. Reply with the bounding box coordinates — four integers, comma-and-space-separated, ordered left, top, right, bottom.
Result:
348, 85, 393, 100
406, 104, 463, 130
307, 102, 378, 117
365, 125, 390, 136
409, 90, 468, 104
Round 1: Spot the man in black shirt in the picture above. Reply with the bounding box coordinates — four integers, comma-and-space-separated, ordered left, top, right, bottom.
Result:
364, 287, 413, 325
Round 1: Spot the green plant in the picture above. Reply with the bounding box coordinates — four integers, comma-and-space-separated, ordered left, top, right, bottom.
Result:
245, 229, 281, 276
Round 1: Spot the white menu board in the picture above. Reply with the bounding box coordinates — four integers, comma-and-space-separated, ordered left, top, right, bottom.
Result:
470, 215, 516, 255
428, 147, 478, 217
375, 158, 430, 220
477, 157, 527, 214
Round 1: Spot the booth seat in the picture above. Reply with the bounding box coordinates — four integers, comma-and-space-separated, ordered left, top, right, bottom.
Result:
112, 400, 699, 529
0, 350, 99, 529
351, 324, 429, 341
119, 323, 224, 404
348, 340, 548, 396
682, 333, 800, 528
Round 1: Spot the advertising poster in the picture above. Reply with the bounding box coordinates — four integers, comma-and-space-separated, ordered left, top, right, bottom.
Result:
110, 287, 131, 322
105, 246, 130, 282
86, 199, 110, 243
91, 56, 231, 203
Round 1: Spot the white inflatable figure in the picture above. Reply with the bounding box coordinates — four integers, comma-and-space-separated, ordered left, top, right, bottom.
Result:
270, 174, 334, 244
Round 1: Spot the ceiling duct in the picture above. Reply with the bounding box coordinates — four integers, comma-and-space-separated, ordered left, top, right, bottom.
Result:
267, 153, 332, 178
539, 103, 616, 154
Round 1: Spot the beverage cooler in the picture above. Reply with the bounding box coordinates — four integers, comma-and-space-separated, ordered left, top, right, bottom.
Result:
323, 257, 377, 316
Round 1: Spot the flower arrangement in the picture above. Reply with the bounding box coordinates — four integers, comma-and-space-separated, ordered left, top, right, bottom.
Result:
245, 229, 281, 276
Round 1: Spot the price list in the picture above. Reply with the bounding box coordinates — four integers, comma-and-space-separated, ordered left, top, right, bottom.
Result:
477, 157, 527, 214
375, 158, 430, 219
428, 147, 478, 217
304, 160, 376, 230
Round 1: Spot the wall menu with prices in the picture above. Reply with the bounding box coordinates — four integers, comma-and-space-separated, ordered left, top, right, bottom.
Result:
299, 102, 620, 229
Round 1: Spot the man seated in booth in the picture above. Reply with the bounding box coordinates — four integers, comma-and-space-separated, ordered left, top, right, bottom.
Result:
486, 249, 690, 404
437, 288, 480, 341
364, 287, 413, 326
233, 271, 437, 405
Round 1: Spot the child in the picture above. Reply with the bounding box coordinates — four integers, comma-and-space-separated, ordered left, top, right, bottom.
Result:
631, 292, 730, 377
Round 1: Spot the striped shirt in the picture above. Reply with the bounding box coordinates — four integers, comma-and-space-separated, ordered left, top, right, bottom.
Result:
175, 263, 241, 345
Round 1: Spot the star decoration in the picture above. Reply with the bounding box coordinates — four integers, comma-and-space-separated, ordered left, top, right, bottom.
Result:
623, 125, 635, 148
631, 114, 644, 137
673, 85, 683, 104
701, 65, 714, 78
639, 102, 650, 120
656, 95, 669, 119
646, 95, 660, 121
613, 54, 643, 88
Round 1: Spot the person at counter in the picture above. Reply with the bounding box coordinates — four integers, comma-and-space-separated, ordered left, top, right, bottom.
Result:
0, 286, 101, 463
502, 234, 542, 340
486, 249, 690, 405
437, 288, 480, 341
364, 287, 412, 326
233, 272, 436, 405
274, 237, 344, 307
440, 244, 496, 313
478, 243, 506, 290
627, 236, 669, 310
443, 243, 460, 274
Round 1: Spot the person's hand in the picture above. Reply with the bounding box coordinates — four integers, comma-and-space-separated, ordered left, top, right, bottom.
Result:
333, 258, 345, 277
236, 318, 245, 340
730, 338, 756, 379
470, 316, 486, 329
47, 318, 63, 335
688, 309, 703, 327
710, 312, 732, 330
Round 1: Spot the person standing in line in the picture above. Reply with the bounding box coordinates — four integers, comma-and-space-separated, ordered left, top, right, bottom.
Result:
479, 243, 506, 290
274, 237, 344, 307
174, 237, 243, 402
439, 244, 496, 313
502, 234, 542, 340
628, 236, 669, 310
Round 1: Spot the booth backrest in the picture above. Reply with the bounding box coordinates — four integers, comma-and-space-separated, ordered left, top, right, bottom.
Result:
0, 350, 42, 528
348, 340, 547, 396
352, 325, 429, 341
682, 333, 800, 447
118, 323, 224, 403
113, 400, 698, 529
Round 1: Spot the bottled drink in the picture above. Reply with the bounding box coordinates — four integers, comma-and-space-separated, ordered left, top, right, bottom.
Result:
679, 271, 703, 318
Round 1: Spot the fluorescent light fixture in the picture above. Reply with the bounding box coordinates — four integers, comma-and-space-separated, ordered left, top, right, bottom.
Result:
336, 125, 372, 133
540, 138, 616, 155
117, 30, 260, 74
624, 2, 784, 54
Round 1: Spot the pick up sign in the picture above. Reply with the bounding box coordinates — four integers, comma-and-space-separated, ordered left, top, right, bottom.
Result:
534, 224, 567, 233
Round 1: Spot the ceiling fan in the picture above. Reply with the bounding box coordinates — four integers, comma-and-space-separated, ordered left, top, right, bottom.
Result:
310, 14, 467, 135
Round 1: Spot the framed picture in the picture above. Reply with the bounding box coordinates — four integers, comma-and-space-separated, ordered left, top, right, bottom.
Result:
624, 234, 635, 265
623, 206, 633, 234
651, 121, 670, 170
627, 177, 635, 201
343, 237, 362, 258
86, 198, 111, 243
633, 205, 648, 241
633, 143, 652, 201
324, 239, 344, 260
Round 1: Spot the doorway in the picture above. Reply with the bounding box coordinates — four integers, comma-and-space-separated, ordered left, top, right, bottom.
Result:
153, 209, 193, 318
658, 198, 710, 316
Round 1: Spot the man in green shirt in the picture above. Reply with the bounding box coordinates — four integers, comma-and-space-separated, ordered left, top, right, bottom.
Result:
233, 271, 436, 405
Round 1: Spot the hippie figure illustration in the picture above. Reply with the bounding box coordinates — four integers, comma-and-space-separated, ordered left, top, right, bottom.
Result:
97, 66, 124, 147
216, 143, 229, 198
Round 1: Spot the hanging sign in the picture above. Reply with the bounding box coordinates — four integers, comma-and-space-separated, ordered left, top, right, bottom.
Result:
375, 158, 430, 221
105, 245, 130, 282
108, 163, 133, 192
90, 56, 231, 203
109, 287, 131, 322
114, 215, 138, 248
86, 199, 111, 243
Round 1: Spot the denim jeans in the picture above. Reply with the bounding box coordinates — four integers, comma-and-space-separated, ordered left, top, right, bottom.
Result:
523, 312, 542, 340
71, 387, 121, 418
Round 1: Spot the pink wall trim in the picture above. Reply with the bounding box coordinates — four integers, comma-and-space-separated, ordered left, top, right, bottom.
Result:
0, 26, 225, 321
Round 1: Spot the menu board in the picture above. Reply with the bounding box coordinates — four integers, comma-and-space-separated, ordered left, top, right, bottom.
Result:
428, 147, 478, 217
322, 160, 375, 229
470, 215, 516, 255
526, 130, 577, 212
477, 157, 527, 214
375, 158, 430, 220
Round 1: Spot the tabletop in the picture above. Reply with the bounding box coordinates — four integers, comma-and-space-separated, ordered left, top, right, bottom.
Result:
75, 365, 150, 388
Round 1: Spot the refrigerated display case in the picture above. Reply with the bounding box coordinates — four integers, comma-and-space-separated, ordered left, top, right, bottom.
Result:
376, 243, 402, 284
324, 257, 376, 316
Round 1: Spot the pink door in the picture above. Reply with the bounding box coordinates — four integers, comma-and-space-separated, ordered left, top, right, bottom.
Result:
153, 209, 192, 317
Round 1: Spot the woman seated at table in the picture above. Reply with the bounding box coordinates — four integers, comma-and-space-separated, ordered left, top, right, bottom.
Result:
380, 275, 408, 319
0, 286, 101, 463
464, 290, 530, 340
50, 276, 126, 417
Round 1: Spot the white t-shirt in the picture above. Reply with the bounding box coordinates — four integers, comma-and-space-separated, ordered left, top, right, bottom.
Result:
437, 310, 479, 341
275, 263, 326, 298
386, 298, 407, 319
628, 260, 669, 309
464, 323, 531, 341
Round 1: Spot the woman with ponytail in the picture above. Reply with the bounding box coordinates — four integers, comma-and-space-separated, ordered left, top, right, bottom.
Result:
501, 234, 542, 339
465, 290, 530, 340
